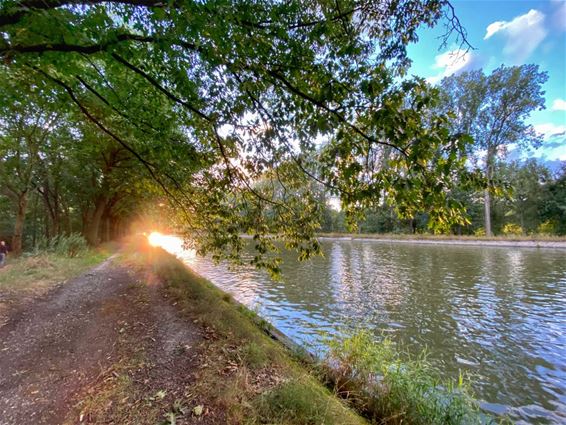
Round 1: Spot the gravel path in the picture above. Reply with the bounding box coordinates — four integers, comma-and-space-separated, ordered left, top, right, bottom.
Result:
0, 256, 202, 425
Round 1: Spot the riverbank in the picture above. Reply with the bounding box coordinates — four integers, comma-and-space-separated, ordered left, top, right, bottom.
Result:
317, 232, 566, 249
0, 237, 502, 424
124, 238, 367, 424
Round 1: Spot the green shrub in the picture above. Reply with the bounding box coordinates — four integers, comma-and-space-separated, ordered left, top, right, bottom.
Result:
325, 330, 488, 424
473, 227, 486, 237
501, 223, 523, 236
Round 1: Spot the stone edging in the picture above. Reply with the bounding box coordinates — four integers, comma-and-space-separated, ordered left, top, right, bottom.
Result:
317, 237, 566, 249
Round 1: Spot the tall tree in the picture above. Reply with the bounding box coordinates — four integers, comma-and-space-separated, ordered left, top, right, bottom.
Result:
438, 65, 548, 235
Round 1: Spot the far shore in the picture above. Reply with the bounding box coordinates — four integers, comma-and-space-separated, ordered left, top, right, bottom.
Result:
316, 233, 566, 249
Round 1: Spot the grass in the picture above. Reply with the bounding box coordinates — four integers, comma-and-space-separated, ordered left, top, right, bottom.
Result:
122, 237, 368, 425
255, 378, 349, 424
0, 244, 113, 294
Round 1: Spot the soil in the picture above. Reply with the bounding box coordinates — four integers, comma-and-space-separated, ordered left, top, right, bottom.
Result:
0, 255, 220, 424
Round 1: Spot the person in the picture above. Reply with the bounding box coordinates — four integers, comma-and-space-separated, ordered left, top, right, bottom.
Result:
0, 241, 7, 268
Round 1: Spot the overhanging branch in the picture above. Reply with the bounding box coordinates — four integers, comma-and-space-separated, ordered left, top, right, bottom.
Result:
0, 0, 168, 27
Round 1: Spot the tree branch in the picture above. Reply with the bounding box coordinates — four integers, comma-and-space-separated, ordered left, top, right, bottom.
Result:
111, 52, 211, 122
1, 34, 158, 55
0, 0, 168, 27
27, 64, 193, 213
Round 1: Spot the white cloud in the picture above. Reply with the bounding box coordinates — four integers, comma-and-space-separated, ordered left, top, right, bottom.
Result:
426, 49, 477, 84
530, 144, 566, 161
484, 21, 507, 40
552, 0, 566, 31
484, 9, 547, 63
530, 122, 566, 161
552, 99, 566, 111
534, 123, 566, 139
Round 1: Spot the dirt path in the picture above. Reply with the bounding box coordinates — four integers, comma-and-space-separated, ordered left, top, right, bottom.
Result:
0, 255, 205, 425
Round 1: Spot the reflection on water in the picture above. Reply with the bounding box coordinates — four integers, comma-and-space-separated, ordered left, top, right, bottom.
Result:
157, 236, 566, 424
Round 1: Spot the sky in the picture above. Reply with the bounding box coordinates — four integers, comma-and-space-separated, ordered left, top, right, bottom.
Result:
406, 0, 566, 170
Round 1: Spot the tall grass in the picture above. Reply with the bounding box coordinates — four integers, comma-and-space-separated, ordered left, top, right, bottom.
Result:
325, 330, 497, 424
33, 233, 89, 257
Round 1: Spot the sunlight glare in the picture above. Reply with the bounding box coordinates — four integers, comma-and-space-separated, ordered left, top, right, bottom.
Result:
148, 231, 167, 247
147, 232, 196, 261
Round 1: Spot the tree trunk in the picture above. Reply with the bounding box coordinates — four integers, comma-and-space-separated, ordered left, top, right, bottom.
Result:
484, 189, 492, 236
40, 183, 61, 237
31, 192, 39, 249
51, 207, 61, 237
411, 217, 417, 234
12, 192, 28, 255
84, 197, 107, 246
484, 147, 495, 237
102, 216, 110, 242
81, 207, 91, 236
110, 217, 119, 240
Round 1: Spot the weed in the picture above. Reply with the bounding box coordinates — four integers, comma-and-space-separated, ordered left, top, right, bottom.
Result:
34, 233, 89, 258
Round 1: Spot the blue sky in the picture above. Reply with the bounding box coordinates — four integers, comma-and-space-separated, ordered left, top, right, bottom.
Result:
406, 0, 566, 168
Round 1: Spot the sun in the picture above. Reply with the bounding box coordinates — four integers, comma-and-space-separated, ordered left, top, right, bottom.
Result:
148, 231, 166, 247
146, 232, 188, 256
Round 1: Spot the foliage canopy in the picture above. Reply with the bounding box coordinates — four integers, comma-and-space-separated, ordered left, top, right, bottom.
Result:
1, 0, 478, 267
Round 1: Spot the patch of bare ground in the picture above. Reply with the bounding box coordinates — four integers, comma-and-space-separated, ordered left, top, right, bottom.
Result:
67, 271, 235, 425
0, 256, 222, 425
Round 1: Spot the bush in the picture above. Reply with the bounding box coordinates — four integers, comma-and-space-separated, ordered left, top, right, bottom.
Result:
501, 223, 523, 236
473, 227, 486, 237
537, 220, 557, 235
325, 330, 489, 425
35, 233, 89, 258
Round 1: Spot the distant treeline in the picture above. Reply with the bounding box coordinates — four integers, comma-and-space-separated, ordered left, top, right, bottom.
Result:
319, 159, 566, 236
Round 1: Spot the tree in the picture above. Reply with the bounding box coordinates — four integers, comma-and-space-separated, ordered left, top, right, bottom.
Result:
496, 160, 551, 234
438, 65, 548, 235
541, 164, 566, 235
0, 67, 161, 250
0, 0, 475, 264
0, 72, 69, 254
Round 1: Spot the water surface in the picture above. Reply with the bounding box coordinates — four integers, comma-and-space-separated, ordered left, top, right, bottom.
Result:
158, 236, 566, 424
